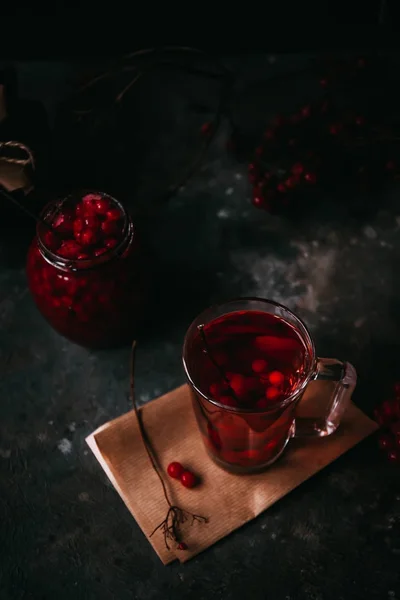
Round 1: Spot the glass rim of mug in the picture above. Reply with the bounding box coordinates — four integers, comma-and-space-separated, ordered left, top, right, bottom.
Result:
182, 296, 317, 414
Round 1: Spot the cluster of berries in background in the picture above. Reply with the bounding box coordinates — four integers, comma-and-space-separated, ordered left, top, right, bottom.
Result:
375, 383, 400, 464
224, 56, 400, 216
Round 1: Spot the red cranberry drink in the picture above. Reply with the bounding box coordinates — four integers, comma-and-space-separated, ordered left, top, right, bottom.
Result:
26, 191, 147, 348
183, 298, 357, 473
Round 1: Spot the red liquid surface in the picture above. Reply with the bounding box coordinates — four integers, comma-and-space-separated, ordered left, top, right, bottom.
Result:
26, 192, 147, 348
189, 310, 307, 471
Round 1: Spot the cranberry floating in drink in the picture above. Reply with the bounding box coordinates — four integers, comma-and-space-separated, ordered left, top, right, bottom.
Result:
26, 191, 148, 348
183, 298, 356, 474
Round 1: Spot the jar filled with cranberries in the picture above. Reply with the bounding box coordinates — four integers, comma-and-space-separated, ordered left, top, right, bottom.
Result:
26, 191, 148, 349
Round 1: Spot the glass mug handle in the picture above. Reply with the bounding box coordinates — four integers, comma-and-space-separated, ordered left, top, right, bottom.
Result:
293, 358, 357, 438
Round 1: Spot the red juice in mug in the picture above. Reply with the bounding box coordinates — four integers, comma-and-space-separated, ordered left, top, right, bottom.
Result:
187, 310, 307, 471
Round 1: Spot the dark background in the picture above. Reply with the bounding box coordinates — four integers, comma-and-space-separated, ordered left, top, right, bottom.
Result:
1, 35, 400, 600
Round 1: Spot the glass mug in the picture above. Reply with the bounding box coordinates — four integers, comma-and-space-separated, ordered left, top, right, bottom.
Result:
182, 298, 356, 474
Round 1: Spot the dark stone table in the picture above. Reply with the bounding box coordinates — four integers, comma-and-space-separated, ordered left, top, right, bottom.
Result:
1, 56, 400, 600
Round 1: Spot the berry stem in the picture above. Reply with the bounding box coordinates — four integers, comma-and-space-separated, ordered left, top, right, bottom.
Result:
129, 341, 208, 551
130, 341, 173, 507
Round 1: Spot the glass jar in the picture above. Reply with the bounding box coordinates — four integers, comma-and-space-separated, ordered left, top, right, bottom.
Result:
26, 190, 148, 349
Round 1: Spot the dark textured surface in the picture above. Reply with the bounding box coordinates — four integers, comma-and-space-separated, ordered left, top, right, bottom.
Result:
1, 56, 400, 600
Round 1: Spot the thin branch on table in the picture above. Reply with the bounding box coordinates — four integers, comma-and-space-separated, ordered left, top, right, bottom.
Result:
129, 341, 208, 552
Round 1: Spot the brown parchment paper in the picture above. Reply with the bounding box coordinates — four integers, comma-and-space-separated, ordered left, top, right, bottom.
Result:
86, 380, 378, 565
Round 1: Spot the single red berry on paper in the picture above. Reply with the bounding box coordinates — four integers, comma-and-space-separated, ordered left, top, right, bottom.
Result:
177, 542, 188, 550
167, 462, 184, 479
181, 470, 197, 488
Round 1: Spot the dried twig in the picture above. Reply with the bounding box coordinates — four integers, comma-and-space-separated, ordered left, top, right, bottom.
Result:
129, 341, 208, 552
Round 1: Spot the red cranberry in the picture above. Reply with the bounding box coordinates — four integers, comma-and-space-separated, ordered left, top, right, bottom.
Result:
105, 238, 118, 249
75, 202, 84, 217
181, 470, 197, 488
107, 208, 122, 221
58, 240, 81, 259
268, 371, 284, 387
285, 176, 297, 189
77, 252, 89, 260
53, 213, 73, 234
73, 218, 84, 234
379, 433, 394, 451
266, 386, 280, 401
387, 449, 400, 464
229, 374, 247, 397
94, 197, 110, 214
277, 183, 286, 193
83, 215, 100, 229
252, 193, 267, 209
252, 358, 268, 373
381, 399, 398, 420
177, 542, 188, 551
94, 247, 107, 257
101, 219, 119, 236
167, 461, 184, 479
209, 382, 229, 399
219, 395, 238, 408
42, 230, 59, 251
82, 194, 100, 216
291, 163, 304, 176
304, 172, 317, 184
80, 229, 99, 246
